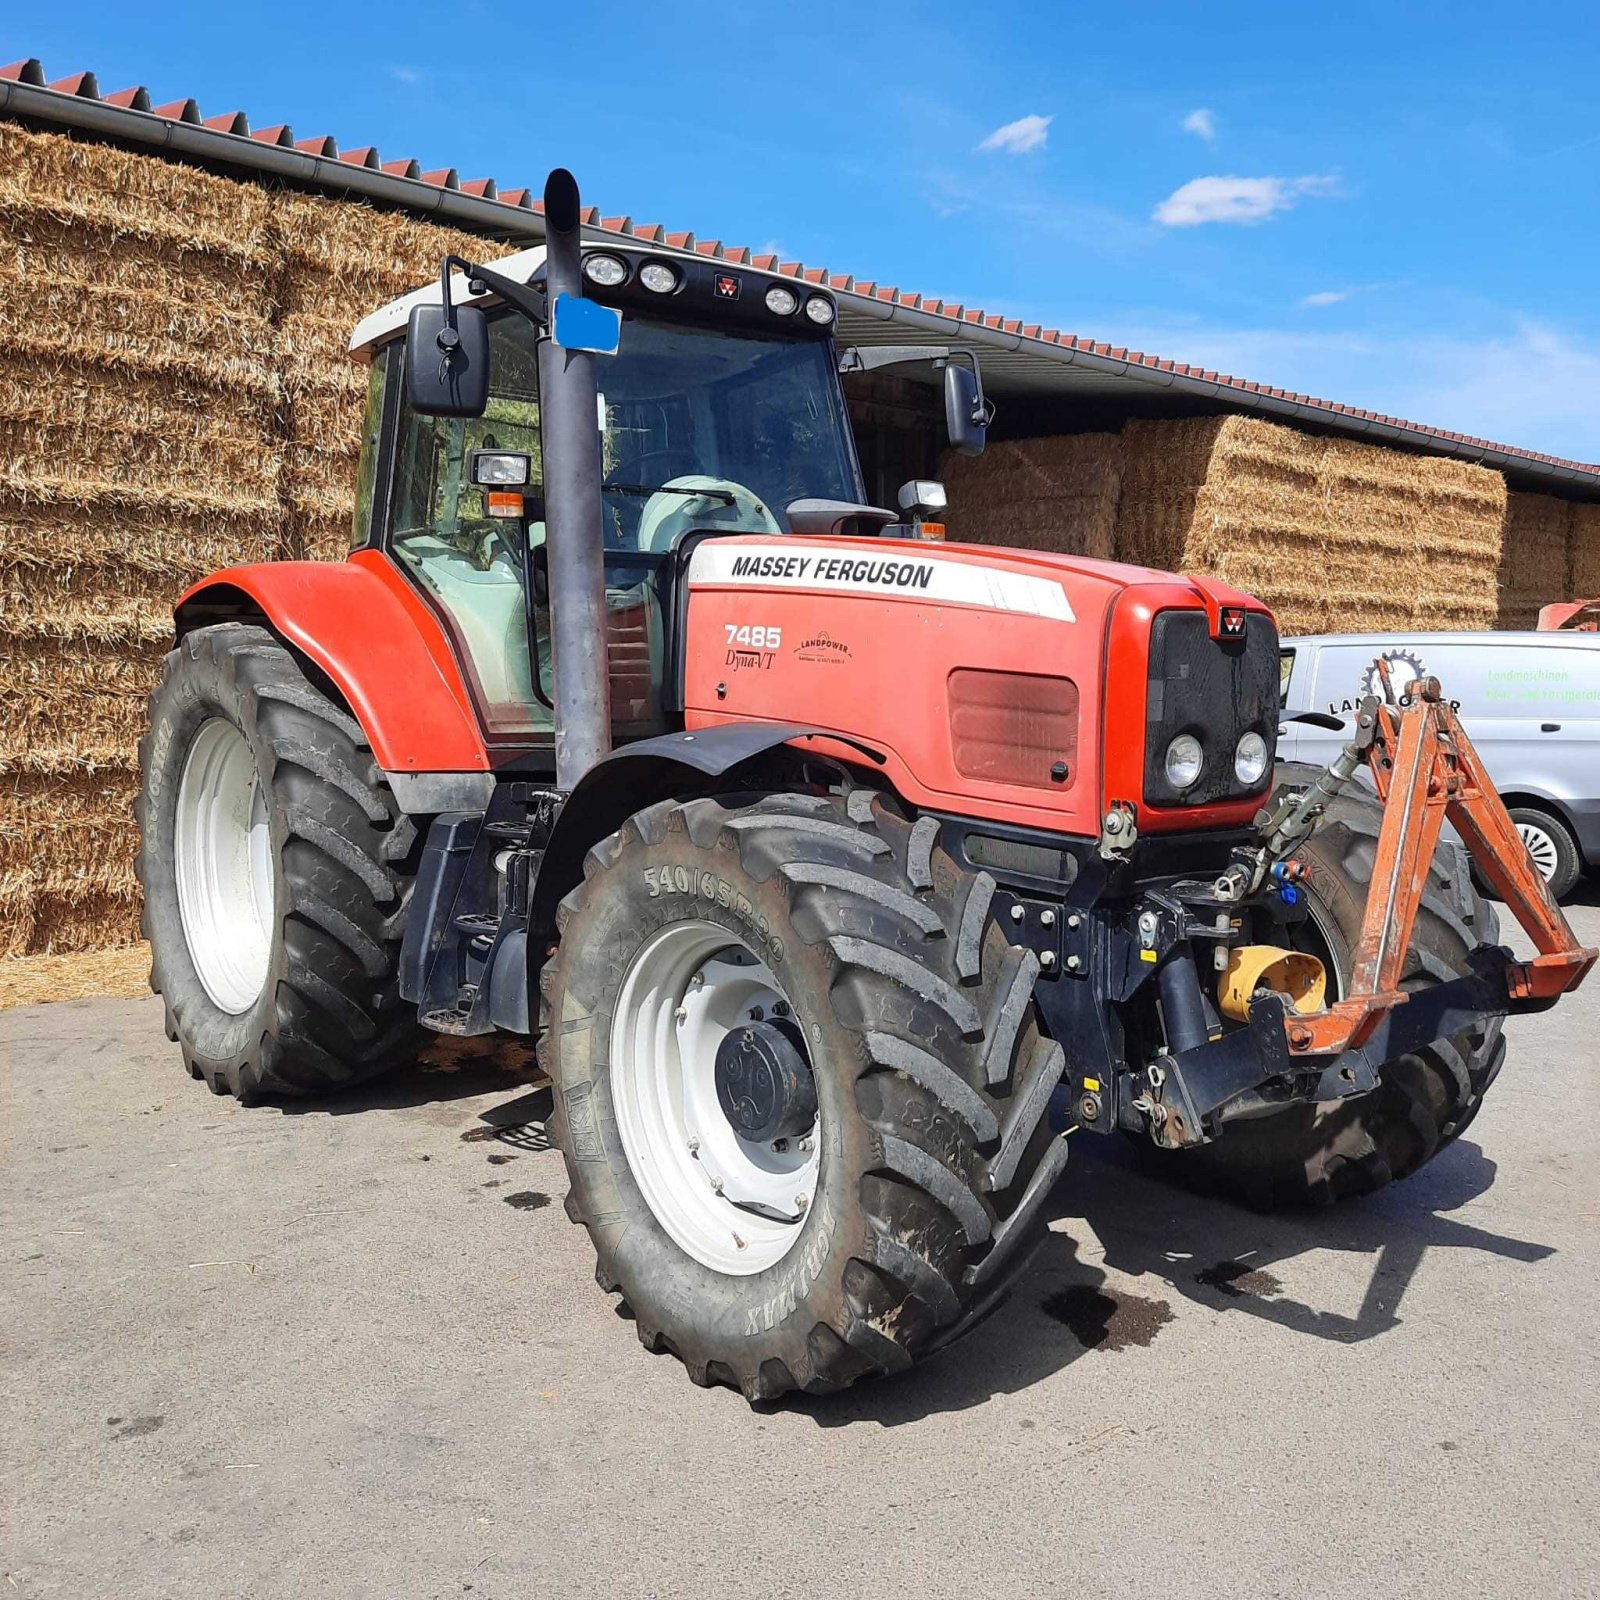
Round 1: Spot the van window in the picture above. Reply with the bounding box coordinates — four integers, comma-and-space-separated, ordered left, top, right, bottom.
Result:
1279, 648, 1296, 701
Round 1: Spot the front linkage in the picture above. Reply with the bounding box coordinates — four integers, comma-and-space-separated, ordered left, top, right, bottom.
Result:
1036, 671, 1596, 1152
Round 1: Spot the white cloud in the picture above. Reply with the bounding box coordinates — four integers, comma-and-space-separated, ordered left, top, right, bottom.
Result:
1300, 289, 1353, 307
390, 65, 422, 85
978, 114, 1053, 155
1154, 174, 1338, 227
1182, 108, 1217, 142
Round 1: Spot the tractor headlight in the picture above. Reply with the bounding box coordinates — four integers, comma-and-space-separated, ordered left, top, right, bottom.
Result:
638, 261, 679, 294
804, 295, 836, 325
1164, 733, 1204, 791
582, 253, 629, 288
1234, 730, 1269, 787
764, 285, 799, 316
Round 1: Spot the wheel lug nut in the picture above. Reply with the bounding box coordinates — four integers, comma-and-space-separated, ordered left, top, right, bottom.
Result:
748, 1006, 764, 1021
794, 1194, 808, 1212
674, 1006, 688, 1025
710, 1176, 724, 1195
687, 1136, 700, 1156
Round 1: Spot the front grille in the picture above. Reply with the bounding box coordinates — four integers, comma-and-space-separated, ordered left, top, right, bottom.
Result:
1143, 610, 1279, 806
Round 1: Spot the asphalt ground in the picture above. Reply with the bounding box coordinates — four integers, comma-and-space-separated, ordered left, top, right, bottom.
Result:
5, 892, 1598, 1599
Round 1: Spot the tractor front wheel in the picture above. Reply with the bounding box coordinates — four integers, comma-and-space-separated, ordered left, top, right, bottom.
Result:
541, 790, 1071, 1400
136, 623, 424, 1100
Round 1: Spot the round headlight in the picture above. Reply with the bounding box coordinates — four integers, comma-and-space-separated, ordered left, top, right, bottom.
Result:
1234, 730, 1269, 787
638, 261, 679, 294
1164, 733, 1204, 791
582, 253, 628, 288
803, 295, 836, 325
764, 284, 799, 316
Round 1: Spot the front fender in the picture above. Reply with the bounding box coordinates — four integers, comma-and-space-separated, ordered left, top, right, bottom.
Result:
175, 550, 489, 774
529, 722, 880, 935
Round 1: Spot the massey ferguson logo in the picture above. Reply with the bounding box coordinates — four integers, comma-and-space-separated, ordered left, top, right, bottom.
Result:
714, 273, 741, 301
1220, 607, 1247, 636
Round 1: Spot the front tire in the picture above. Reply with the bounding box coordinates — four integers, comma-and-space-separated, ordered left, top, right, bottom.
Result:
541, 790, 1070, 1400
136, 623, 424, 1100
1504, 806, 1582, 902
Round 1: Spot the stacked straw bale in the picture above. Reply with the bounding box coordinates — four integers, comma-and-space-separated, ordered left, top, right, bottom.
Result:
939, 434, 1121, 558
1571, 503, 1600, 599
0, 124, 283, 952
1112, 415, 1508, 633
0, 123, 500, 952
1497, 492, 1574, 629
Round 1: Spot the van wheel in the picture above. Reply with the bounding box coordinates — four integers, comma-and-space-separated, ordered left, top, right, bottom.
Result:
1501, 807, 1581, 901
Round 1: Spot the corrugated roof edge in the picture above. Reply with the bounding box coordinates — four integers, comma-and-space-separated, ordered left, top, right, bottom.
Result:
3, 57, 1596, 494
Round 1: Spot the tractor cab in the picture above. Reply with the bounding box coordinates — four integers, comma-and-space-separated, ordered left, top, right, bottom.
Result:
348, 245, 868, 754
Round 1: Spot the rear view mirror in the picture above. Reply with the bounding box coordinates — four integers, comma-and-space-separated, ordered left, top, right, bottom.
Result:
943, 361, 988, 457
404, 302, 490, 417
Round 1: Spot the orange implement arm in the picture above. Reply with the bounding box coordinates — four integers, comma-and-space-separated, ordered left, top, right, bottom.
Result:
1285, 675, 1596, 1059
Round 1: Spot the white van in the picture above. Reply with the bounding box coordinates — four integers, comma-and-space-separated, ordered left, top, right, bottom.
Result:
1278, 632, 1600, 899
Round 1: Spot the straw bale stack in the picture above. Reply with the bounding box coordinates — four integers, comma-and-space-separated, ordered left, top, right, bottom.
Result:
1112, 418, 1227, 575
941, 434, 1121, 557
0, 124, 284, 950
1114, 415, 1507, 633
1570, 503, 1600, 599
1497, 493, 1574, 629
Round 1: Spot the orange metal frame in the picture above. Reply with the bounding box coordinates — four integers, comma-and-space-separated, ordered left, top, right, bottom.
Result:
1286, 674, 1596, 1058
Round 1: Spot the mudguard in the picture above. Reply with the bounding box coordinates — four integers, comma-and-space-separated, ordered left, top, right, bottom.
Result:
529, 722, 880, 935
174, 550, 489, 774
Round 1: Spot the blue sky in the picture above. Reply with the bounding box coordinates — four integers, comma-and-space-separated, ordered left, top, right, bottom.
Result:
17, 2, 1600, 460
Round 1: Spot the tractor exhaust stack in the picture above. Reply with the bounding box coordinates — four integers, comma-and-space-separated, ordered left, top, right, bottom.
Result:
538, 167, 613, 790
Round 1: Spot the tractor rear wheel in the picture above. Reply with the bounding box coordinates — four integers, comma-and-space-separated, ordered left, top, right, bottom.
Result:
136, 623, 424, 1100
1142, 764, 1506, 1208
541, 789, 1071, 1399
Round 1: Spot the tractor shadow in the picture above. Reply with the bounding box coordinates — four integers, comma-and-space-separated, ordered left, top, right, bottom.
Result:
783, 1132, 1553, 1429
276, 1037, 546, 1117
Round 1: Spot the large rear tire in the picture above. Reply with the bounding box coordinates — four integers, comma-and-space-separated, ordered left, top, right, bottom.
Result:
541, 790, 1070, 1400
136, 623, 424, 1100
1143, 765, 1506, 1208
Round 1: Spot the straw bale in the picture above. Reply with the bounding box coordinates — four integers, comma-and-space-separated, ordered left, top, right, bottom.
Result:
1113, 418, 1227, 573
1573, 504, 1600, 598
0, 123, 271, 263
941, 434, 1121, 557
273, 189, 493, 312
0, 761, 142, 955
1113, 415, 1506, 633
1496, 493, 1573, 629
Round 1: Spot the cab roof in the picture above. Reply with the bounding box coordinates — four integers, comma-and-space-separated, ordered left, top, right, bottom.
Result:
347, 246, 546, 360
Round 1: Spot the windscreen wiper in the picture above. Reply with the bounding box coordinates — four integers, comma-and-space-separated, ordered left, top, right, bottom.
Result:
602, 483, 737, 503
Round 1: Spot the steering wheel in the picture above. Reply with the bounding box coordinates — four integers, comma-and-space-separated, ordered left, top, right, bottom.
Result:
605, 449, 695, 490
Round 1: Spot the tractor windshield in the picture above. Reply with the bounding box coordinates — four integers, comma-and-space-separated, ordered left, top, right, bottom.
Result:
597, 312, 860, 554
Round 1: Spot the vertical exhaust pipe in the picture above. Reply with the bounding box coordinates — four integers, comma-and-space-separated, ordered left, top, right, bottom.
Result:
538, 168, 612, 791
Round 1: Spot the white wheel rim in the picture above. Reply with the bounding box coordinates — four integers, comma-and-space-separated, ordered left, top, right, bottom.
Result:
1517, 821, 1559, 882
610, 920, 820, 1275
174, 718, 274, 1014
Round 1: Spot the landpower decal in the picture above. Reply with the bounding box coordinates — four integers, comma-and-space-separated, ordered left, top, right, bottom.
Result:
687, 542, 1075, 621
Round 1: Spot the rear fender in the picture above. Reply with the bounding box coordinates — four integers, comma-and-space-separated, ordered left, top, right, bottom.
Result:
175, 550, 489, 775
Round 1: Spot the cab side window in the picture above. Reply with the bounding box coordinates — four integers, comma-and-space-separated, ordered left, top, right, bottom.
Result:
388, 317, 550, 738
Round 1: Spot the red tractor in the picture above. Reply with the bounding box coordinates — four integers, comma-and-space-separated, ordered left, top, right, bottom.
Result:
137, 172, 1593, 1398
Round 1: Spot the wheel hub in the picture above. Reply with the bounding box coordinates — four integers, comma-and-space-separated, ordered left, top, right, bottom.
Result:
714, 1019, 817, 1143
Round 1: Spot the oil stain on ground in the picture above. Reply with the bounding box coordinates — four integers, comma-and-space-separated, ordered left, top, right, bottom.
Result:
1194, 1260, 1284, 1298
106, 1415, 165, 1441
503, 1191, 551, 1211
1039, 1285, 1173, 1351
